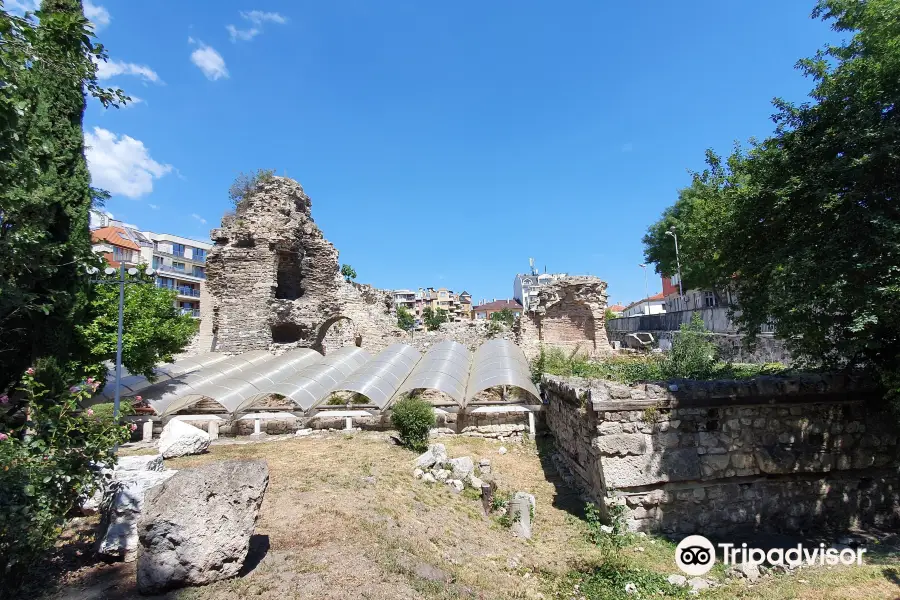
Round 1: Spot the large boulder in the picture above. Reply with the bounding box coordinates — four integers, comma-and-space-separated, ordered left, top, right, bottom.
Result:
136, 460, 269, 594
98, 470, 177, 561
159, 419, 211, 459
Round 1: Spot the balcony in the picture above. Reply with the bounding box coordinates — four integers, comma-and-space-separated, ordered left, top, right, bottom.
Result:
154, 247, 206, 264
180, 308, 201, 318
176, 286, 200, 298
155, 264, 206, 279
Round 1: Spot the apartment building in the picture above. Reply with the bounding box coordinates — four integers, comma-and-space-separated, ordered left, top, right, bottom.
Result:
393, 287, 472, 331
90, 214, 212, 320
513, 271, 567, 311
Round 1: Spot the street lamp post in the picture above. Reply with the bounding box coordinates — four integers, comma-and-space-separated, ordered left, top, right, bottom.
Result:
638, 263, 649, 316
87, 263, 156, 422
664, 228, 685, 308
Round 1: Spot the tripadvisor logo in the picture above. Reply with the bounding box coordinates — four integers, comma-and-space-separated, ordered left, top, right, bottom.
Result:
675, 534, 868, 576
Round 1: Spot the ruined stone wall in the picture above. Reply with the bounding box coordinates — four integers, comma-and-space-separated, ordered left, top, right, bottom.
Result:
519, 276, 613, 360
407, 320, 516, 354
205, 177, 404, 354
542, 374, 900, 535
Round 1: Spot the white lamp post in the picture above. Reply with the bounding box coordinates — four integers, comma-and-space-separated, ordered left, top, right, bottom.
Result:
664, 228, 685, 308
87, 263, 156, 422
638, 263, 649, 316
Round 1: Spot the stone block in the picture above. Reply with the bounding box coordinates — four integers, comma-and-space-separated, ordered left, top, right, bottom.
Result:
602, 449, 701, 488
592, 433, 650, 456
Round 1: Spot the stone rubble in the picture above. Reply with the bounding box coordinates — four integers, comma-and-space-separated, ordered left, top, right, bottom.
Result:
158, 419, 211, 459
97, 455, 176, 562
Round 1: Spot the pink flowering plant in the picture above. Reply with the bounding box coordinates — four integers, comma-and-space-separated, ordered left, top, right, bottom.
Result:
0, 370, 131, 582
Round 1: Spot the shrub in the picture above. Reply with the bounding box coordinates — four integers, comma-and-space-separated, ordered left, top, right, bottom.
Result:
0, 371, 131, 590
661, 313, 718, 379
88, 400, 136, 424
390, 395, 435, 452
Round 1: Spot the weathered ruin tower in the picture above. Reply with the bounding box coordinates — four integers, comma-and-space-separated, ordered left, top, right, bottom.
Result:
205, 176, 403, 354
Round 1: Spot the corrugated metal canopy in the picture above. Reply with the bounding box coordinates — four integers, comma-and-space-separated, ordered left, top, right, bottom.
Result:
117, 339, 542, 416
465, 339, 541, 405
272, 346, 372, 411
147, 351, 276, 416
395, 341, 471, 405
96, 352, 229, 400
330, 343, 421, 409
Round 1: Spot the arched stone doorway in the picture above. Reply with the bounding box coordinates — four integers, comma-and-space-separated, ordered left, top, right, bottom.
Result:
313, 315, 361, 354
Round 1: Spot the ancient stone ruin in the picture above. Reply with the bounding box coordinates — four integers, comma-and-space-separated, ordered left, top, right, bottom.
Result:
204, 177, 405, 354
519, 276, 614, 359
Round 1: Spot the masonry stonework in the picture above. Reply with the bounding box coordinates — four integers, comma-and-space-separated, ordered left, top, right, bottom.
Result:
519, 276, 613, 359
542, 374, 900, 535
205, 177, 405, 354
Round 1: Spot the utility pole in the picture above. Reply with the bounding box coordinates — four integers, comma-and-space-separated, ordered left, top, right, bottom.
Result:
639, 263, 649, 316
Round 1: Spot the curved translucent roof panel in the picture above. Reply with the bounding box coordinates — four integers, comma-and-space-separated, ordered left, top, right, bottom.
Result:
465, 339, 541, 405
96, 352, 230, 400
330, 344, 421, 409
191, 349, 323, 413
272, 346, 372, 411
147, 351, 277, 416
395, 341, 471, 405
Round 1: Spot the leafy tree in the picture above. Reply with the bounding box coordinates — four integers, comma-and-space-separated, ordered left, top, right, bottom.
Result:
228, 168, 275, 214
0, 1, 127, 392
604, 308, 619, 322
643, 0, 900, 397
340, 264, 357, 283
642, 149, 743, 291
490, 308, 516, 327
396, 304, 415, 332
71, 272, 199, 384
423, 307, 448, 331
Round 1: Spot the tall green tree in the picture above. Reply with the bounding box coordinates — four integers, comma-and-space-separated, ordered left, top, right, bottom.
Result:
643, 0, 900, 395
642, 149, 744, 291
724, 0, 900, 381
0, 1, 126, 391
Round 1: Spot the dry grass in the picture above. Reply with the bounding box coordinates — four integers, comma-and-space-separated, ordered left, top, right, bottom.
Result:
33, 432, 900, 600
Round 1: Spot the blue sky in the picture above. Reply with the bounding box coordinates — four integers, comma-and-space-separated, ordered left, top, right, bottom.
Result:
64, 1, 840, 306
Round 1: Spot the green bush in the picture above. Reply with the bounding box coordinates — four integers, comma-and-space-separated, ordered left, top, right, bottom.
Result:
390, 395, 435, 452
0, 372, 131, 590
661, 313, 718, 379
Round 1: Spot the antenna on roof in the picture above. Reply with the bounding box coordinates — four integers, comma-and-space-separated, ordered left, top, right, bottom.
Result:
529, 257, 537, 276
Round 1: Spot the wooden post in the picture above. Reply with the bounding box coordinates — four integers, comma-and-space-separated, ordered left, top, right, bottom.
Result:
481, 483, 493, 516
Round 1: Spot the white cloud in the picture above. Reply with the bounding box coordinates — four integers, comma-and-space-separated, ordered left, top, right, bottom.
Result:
241, 10, 287, 25
192, 214, 207, 225
190, 43, 228, 80
226, 24, 260, 42
227, 10, 287, 43
84, 1, 111, 30
148, 203, 159, 210
621, 142, 634, 153
96, 59, 160, 83
84, 127, 173, 199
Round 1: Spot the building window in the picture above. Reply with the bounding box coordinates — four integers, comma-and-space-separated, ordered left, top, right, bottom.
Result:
192, 266, 205, 279
113, 247, 132, 263
193, 248, 206, 262
172, 243, 185, 257
173, 261, 185, 271
703, 291, 717, 307
157, 277, 174, 289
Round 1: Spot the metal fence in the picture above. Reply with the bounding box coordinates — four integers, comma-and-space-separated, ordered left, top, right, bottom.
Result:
607, 307, 775, 335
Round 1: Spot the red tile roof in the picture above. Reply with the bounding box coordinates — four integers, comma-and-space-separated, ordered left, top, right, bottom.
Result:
472, 299, 523, 312
92, 226, 140, 251
608, 304, 626, 312
623, 292, 665, 311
